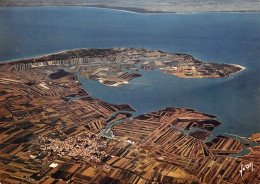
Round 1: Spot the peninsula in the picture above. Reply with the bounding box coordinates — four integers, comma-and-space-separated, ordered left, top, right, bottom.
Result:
0, 48, 259, 184
0, 48, 244, 86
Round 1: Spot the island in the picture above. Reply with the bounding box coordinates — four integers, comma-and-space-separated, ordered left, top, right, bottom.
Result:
0, 48, 259, 184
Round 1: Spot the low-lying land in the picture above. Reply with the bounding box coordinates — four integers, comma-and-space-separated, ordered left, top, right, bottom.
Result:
0, 48, 244, 86
0, 48, 258, 184
1, 0, 260, 14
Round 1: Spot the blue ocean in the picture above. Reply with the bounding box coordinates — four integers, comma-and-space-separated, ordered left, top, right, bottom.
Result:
0, 7, 259, 140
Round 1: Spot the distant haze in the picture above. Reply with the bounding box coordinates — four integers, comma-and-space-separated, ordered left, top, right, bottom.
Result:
1, 0, 260, 13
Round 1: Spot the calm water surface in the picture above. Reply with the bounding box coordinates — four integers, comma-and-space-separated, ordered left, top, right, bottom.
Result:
0, 7, 259, 138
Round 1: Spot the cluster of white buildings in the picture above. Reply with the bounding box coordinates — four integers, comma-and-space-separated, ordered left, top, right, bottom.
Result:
39, 135, 107, 163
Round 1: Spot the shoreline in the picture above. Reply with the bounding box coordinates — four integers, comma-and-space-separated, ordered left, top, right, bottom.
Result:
0, 47, 246, 69
0, 5, 260, 15
229, 64, 246, 71
77, 6, 260, 15
230, 64, 247, 75
76, 6, 260, 15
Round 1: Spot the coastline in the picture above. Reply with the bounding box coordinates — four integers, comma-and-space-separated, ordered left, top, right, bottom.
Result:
76, 6, 260, 15
0, 48, 246, 80
0, 5, 260, 15
230, 64, 246, 70
0, 48, 246, 69
230, 64, 247, 75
